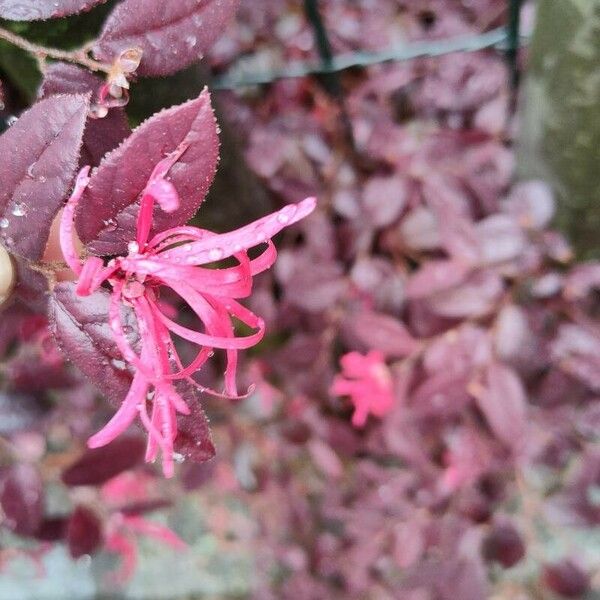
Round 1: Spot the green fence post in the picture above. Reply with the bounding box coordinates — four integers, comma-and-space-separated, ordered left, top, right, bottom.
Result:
518, 0, 600, 258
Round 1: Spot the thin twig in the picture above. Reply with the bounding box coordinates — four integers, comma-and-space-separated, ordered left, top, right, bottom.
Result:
0, 26, 110, 74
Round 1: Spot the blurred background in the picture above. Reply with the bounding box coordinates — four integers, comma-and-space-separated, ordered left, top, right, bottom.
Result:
1, 0, 600, 598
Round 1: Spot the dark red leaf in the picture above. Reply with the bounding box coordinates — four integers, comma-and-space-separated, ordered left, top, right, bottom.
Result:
0, 464, 44, 536
36, 517, 67, 542
67, 506, 103, 558
94, 0, 240, 76
475, 362, 527, 451
173, 383, 216, 464
0, 94, 88, 259
406, 259, 471, 300
343, 310, 420, 358
11, 256, 50, 313
543, 560, 590, 598
49, 282, 137, 404
62, 436, 146, 486
0, 0, 105, 20
76, 91, 219, 256
40, 63, 131, 167
481, 523, 525, 568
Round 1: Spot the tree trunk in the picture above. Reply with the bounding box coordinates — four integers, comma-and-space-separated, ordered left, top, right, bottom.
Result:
519, 0, 600, 258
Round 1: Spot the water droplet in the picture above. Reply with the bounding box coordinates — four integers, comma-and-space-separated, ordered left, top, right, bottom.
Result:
103, 218, 118, 232
0, 218, 9, 229
38, 175, 47, 183
26, 164, 35, 178
128, 241, 140, 254
209, 248, 223, 261
11, 203, 26, 217
173, 452, 185, 464
111, 358, 127, 371
185, 35, 197, 48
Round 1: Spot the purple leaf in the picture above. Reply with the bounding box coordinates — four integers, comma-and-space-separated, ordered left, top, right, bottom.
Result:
475, 362, 527, 450
476, 215, 526, 265
0, 0, 105, 20
551, 324, 600, 391
502, 180, 555, 230
423, 175, 481, 264
40, 63, 131, 167
12, 256, 50, 313
362, 175, 407, 227
406, 259, 471, 300
411, 372, 471, 419
94, 0, 240, 77
428, 271, 503, 318
66, 506, 103, 558
0, 94, 89, 259
343, 311, 420, 358
36, 518, 67, 542
49, 283, 137, 404
173, 386, 216, 464
62, 436, 146, 486
481, 522, 525, 568
399, 206, 441, 251
76, 91, 219, 256
543, 560, 590, 598
0, 464, 44, 536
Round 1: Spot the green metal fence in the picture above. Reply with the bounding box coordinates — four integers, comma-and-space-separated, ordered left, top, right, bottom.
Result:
213, 0, 525, 90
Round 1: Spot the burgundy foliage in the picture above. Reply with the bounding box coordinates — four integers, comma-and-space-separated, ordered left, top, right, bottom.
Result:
76, 90, 219, 255
0, 94, 88, 259
0, 0, 598, 598
39, 63, 131, 167
93, 0, 240, 76
0, 0, 105, 21
66, 506, 103, 558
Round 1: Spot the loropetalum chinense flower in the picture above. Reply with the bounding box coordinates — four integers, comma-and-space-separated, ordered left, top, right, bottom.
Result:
60, 142, 316, 477
331, 351, 395, 427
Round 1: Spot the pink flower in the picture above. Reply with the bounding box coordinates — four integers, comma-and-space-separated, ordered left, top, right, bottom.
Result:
331, 351, 395, 427
60, 142, 316, 477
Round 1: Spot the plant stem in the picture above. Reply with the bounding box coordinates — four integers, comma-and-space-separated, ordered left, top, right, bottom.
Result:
0, 26, 110, 74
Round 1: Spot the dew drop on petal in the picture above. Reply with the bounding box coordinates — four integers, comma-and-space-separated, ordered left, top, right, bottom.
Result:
26, 163, 35, 178
0, 218, 9, 229
209, 248, 224, 261
173, 452, 185, 464
128, 241, 140, 254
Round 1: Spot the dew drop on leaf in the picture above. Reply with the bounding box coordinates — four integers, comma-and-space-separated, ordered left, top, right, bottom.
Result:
12, 203, 27, 217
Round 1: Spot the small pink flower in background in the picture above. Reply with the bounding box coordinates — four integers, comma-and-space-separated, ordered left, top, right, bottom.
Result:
60, 142, 316, 477
331, 351, 395, 427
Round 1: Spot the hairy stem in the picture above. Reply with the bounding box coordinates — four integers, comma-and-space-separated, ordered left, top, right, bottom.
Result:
0, 26, 110, 74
